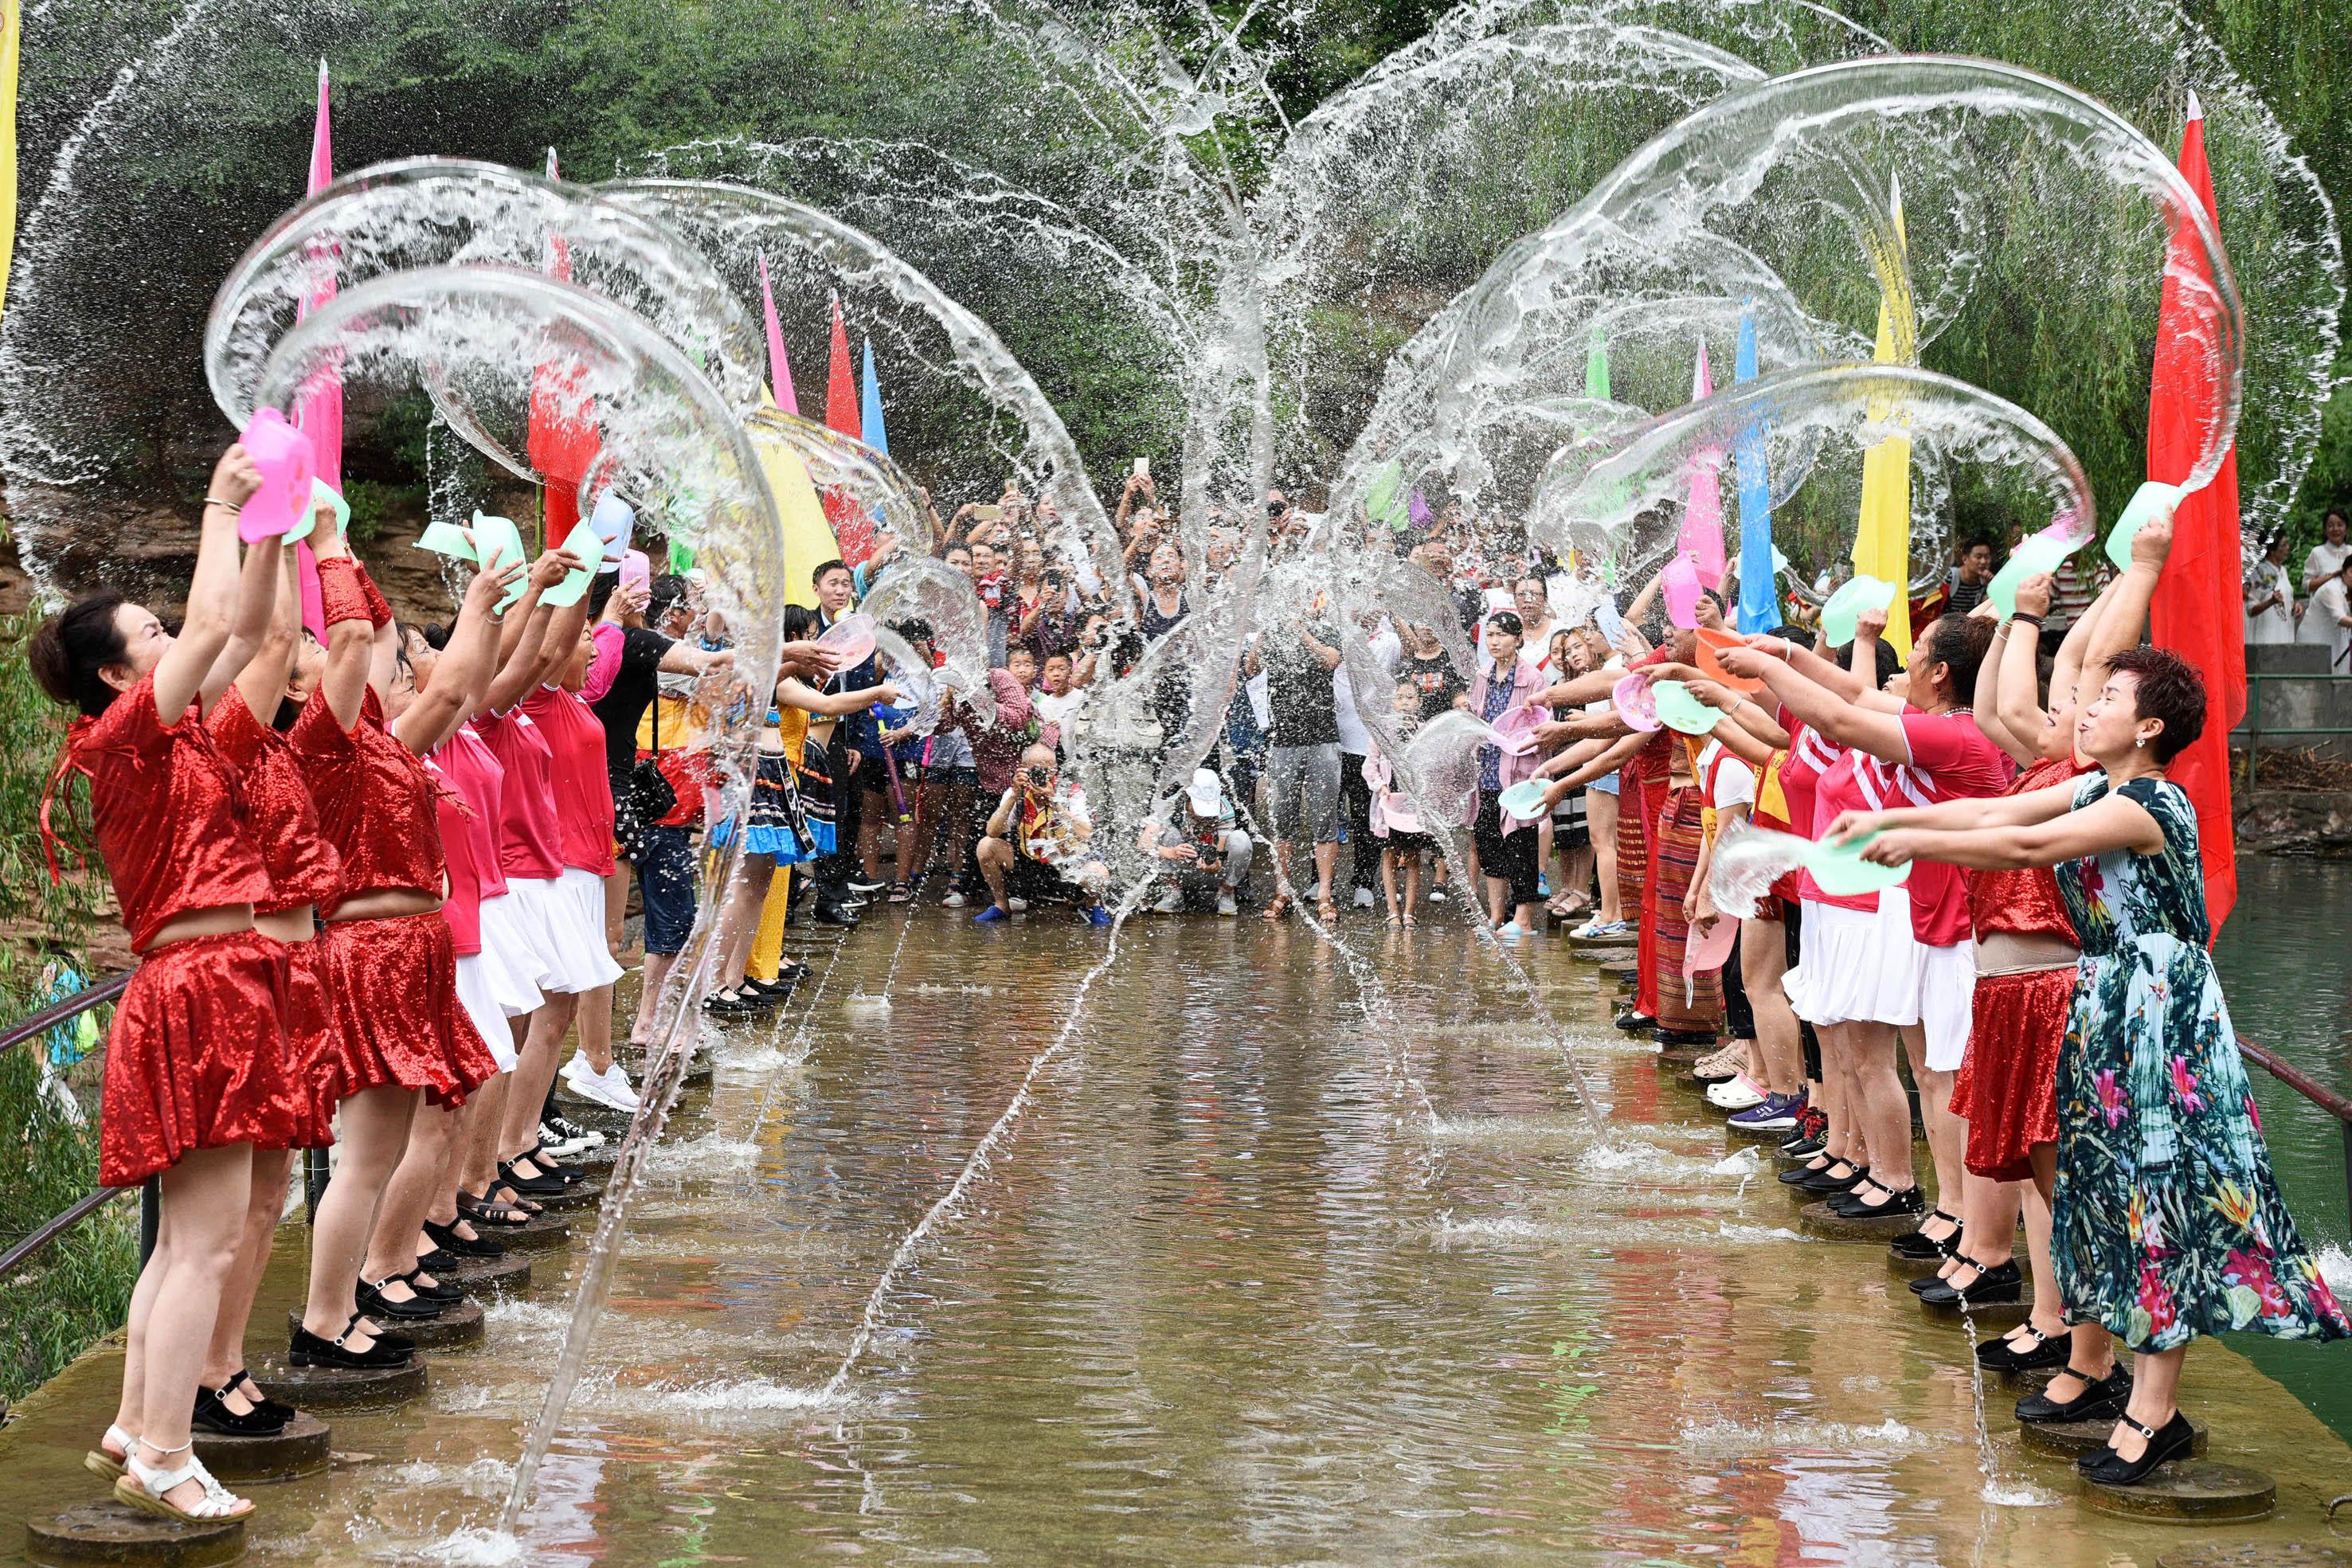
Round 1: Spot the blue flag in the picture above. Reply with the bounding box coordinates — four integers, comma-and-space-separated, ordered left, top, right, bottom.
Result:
1733, 303, 1779, 632
860, 338, 890, 459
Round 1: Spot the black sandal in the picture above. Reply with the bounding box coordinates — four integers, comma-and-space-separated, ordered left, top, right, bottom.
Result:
457, 1191, 534, 1228
226, 1371, 296, 1425
1888, 1209, 1963, 1260
1976, 1322, 2069, 1374
497, 1157, 568, 1198
425, 1218, 506, 1257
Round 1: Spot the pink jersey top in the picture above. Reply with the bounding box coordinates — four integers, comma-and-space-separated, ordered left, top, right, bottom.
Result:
425, 725, 509, 954
475, 706, 565, 883
1888, 709, 2014, 947
522, 685, 616, 878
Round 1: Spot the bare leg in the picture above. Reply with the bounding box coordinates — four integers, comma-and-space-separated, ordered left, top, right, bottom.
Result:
1403, 854, 1423, 919
976, 835, 1015, 913
574, 981, 617, 1077
1849, 1020, 1912, 1190
632, 949, 680, 1045
1587, 788, 1621, 925
199, 1145, 295, 1410
1381, 847, 1399, 918
303, 1085, 417, 1342
2110, 1347, 2184, 1459
132, 1144, 256, 1516
459, 1070, 512, 1199
1313, 841, 1336, 907
1940, 1171, 2020, 1284
1904, 1028, 1967, 1221
499, 991, 579, 1166
713, 854, 775, 991
362, 1099, 463, 1299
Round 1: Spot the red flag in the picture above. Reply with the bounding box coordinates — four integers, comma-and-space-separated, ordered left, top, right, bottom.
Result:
529, 147, 597, 543
2145, 91, 2241, 930
824, 293, 861, 440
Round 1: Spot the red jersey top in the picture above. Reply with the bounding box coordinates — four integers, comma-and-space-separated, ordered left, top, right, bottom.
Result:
1969, 755, 2087, 943
206, 686, 341, 916
1889, 710, 2016, 947
422, 752, 483, 954
436, 725, 509, 903
288, 688, 447, 913
53, 674, 275, 952
522, 686, 616, 878
474, 706, 565, 882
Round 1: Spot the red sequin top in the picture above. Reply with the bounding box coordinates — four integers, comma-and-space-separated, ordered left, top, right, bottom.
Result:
288, 688, 447, 913
522, 685, 616, 878
207, 686, 342, 916
50, 673, 274, 952
1969, 755, 2088, 942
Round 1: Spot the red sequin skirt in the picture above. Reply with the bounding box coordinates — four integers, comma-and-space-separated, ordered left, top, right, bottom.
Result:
319, 912, 500, 1108
99, 930, 298, 1188
1954, 965, 2077, 1182
276, 936, 339, 1149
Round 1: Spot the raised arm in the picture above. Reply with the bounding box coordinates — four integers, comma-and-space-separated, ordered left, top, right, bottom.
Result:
1824, 774, 2082, 843
2074, 513, 2172, 678
1540, 730, 1649, 806
1857, 789, 2162, 872
154, 444, 264, 723
233, 545, 305, 723
309, 525, 376, 731
393, 556, 522, 756
1974, 617, 2035, 768
777, 674, 901, 717
1722, 642, 1910, 763
484, 549, 577, 713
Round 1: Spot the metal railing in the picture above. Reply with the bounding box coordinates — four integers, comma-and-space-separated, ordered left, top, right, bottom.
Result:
0, 971, 138, 1279
2236, 670, 2352, 792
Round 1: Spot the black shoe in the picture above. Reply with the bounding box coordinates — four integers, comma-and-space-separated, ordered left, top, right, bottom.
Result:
1829, 1183, 1923, 1220
1779, 1134, 1826, 1159
1918, 1257, 2021, 1308
1977, 1322, 2069, 1374
497, 1156, 569, 1198
847, 876, 888, 894
741, 976, 795, 1000
1778, 1156, 1834, 1187
424, 1218, 505, 1259
1613, 1011, 1656, 1034
288, 1313, 412, 1370
2017, 1363, 2133, 1426
356, 1276, 447, 1321
225, 1371, 296, 1425
416, 1247, 460, 1276
1659, 1028, 1720, 1049
815, 903, 860, 927
1793, 1161, 1867, 1195
1888, 1210, 1963, 1260
702, 989, 765, 1017
398, 1267, 465, 1304
2080, 1410, 2194, 1485
194, 1383, 288, 1437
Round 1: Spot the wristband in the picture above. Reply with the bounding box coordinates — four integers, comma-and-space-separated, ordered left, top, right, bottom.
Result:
204, 496, 243, 514
2013, 612, 2045, 629
352, 559, 395, 630
315, 556, 370, 629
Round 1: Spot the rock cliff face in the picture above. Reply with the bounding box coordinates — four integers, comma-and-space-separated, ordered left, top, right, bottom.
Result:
2237, 791, 2352, 857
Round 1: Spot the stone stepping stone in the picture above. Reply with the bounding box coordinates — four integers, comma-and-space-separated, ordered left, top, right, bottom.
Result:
619, 1049, 714, 1087
549, 1088, 636, 1137
536, 1179, 607, 1215
249, 1354, 426, 1413
448, 1251, 532, 1296
1798, 1201, 1922, 1242
289, 1298, 481, 1351
559, 1140, 619, 1175
2021, 1412, 2208, 1460
194, 1413, 331, 1484
2156, 1543, 2352, 1568
497, 1211, 573, 1253
1884, 1247, 1946, 1281
1919, 1292, 2034, 1330
2079, 1459, 2274, 1523
25, 1501, 245, 1567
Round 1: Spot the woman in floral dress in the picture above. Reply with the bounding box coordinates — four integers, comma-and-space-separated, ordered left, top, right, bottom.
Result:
1829, 646, 2345, 1486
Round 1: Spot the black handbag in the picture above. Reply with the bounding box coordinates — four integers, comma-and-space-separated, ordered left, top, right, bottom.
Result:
622, 696, 677, 850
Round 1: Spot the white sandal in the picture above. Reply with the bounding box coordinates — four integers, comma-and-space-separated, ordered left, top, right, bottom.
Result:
115, 1445, 252, 1523
83, 1423, 138, 1482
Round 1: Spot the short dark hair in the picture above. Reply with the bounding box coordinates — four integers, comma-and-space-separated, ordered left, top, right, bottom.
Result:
1829, 635, 1904, 690
782, 604, 818, 642
1961, 534, 1995, 555
2107, 645, 2206, 764
812, 558, 851, 588
587, 573, 620, 617
28, 592, 129, 716
1923, 613, 1998, 705
648, 575, 688, 620
1486, 609, 1524, 637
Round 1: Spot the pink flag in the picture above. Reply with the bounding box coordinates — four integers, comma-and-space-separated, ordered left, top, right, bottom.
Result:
757, 252, 799, 415
292, 58, 339, 639
1676, 341, 1727, 588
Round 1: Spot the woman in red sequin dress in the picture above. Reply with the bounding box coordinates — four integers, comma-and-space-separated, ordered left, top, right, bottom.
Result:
284, 523, 499, 1361
31, 444, 284, 1523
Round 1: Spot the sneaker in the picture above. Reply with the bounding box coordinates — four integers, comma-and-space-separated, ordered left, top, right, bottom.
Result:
1352, 887, 1376, 909
942, 890, 968, 909
1152, 887, 1184, 914
558, 1053, 589, 1084
1084, 905, 1113, 928
1707, 1073, 1767, 1112
973, 905, 1010, 924
571, 1065, 641, 1114
1428, 889, 1448, 905
847, 877, 888, 894
1008, 897, 1029, 913
1217, 890, 1238, 917
546, 1115, 605, 1150
1728, 1093, 1803, 1132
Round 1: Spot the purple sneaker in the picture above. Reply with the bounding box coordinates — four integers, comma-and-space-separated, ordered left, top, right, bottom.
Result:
1728, 1092, 1804, 1132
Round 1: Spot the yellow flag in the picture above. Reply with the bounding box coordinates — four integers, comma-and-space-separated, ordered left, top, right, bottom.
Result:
1852, 184, 1916, 655
746, 411, 840, 611
0, 0, 19, 318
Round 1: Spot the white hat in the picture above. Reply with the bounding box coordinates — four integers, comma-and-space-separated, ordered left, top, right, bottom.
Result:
1185, 768, 1223, 816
